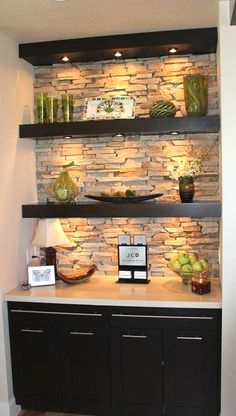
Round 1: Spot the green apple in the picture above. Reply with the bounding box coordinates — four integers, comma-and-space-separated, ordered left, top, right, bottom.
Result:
170, 252, 179, 262
178, 253, 190, 266
178, 250, 188, 256
172, 260, 182, 272
199, 258, 209, 270
182, 264, 193, 273
189, 253, 197, 265
169, 258, 177, 268
192, 261, 203, 272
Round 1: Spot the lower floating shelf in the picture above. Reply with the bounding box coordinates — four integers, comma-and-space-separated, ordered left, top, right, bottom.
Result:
22, 201, 221, 218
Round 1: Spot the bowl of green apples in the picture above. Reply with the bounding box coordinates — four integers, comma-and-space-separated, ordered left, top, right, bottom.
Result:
168, 250, 210, 285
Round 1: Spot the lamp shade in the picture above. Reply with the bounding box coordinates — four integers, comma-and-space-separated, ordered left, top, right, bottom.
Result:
31, 218, 70, 248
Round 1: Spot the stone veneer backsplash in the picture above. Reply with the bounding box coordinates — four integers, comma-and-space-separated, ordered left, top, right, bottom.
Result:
34, 53, 220, 277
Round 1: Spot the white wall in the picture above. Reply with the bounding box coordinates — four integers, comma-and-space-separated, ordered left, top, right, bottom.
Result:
219, 1, 236, 415
0, 32, 37, 416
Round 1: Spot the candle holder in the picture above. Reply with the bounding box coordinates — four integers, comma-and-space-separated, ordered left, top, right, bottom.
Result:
61, 94, 73, 122
46, 97, 58, 123
191, 276, 211, 295
35, 92, 48, 123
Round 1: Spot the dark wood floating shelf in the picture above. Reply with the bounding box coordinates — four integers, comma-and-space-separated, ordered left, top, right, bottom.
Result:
20, 116, 220, 139
22, 202, 221, 219
19, 28, 217, 66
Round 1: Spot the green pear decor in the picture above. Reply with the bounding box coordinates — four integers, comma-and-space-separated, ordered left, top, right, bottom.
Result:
52, 167, 78, 204
149, 100, 177, 118
183, 74, 208, 116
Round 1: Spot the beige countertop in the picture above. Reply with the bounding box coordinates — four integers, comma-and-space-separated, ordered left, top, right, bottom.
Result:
5, 275, 222, 309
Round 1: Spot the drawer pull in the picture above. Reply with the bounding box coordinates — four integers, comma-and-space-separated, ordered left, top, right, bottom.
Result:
20, 329, 44, 333
111, 313, 213, 320
122, 334, 147, 339
11, 309, 102, 317
177, 336, 203, 341
70, 331, 94, 336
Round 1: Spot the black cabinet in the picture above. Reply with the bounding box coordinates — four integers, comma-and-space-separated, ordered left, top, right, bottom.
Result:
109, 307, 221, 416
8, 307, 60, 410
60, 324, 110, 414
8, 302, 110, 415
110, 328, 162, 416
8, 302, 221, 416
163, 330, 220, 416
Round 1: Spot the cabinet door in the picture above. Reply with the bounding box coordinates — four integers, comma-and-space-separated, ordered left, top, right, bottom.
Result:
60, 325, 110, 415
110, 327, 163, 416
163, 330, 220, 416
9, 313, 60, 410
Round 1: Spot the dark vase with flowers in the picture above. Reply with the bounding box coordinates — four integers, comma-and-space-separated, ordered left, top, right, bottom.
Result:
178, 176, 195, 203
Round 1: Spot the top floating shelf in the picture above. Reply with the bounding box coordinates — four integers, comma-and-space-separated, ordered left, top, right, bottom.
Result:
19, 28, 217, 66
19, 116, 220, 139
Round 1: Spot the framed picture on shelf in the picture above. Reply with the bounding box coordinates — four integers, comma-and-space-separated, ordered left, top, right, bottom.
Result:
28, 265, 55, 287
83, 96, 135, 120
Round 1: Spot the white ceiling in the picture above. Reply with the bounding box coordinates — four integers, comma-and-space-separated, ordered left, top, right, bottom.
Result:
0, 0, 218, 44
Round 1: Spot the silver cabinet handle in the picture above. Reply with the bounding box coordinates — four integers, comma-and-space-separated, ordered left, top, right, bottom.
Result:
11, 309, 102, 317
177, 336, 202, 341
70, 331, 94, 336
122, 334, 147, 339
112, 313, 213, 320
21, 329, 44, 333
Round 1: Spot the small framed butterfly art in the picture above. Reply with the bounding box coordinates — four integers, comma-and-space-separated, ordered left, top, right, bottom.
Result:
28, 265, 55, 287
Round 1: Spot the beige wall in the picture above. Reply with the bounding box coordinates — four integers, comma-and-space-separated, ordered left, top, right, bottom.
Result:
219, 1, 236, 414
0, 32, 36, 416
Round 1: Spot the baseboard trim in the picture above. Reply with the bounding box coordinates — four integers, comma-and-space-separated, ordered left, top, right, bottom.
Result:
0, 397, 21, 416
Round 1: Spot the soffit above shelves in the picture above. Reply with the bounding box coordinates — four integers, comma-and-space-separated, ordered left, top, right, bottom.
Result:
19, 27, 217, 66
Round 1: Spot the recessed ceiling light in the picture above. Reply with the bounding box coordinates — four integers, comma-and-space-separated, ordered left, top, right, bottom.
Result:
114, 51, 122, 58
54, 0, 68, 2
169, 47, 177, 54
62, 56, 69, 62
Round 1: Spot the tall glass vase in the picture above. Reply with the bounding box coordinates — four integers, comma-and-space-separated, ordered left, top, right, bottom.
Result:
183, 74, 208, 116
178, 176, 195, 203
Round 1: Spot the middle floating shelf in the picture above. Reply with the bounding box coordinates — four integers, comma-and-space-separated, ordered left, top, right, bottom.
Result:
22, 202, 221, 218
19, 115, 220, 139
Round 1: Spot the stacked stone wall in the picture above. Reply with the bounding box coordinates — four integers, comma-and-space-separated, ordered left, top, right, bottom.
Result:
34, 54, 220, 277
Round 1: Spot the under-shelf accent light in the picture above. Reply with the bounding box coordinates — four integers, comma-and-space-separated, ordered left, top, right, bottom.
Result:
62, 56, 70, 62
64, 135, 72, 139
169, 47, 177, 54
170, 131, 179, 135
114, 51, 122, 58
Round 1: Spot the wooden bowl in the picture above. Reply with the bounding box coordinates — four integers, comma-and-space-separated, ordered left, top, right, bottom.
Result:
57, 264, 97, 284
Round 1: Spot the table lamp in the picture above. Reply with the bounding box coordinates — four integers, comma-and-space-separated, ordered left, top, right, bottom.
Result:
31, 218, 70, 276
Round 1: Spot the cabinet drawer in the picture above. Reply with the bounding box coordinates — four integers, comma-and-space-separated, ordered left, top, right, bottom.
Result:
8, 302, 108, 328
109, 307, 220, 330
